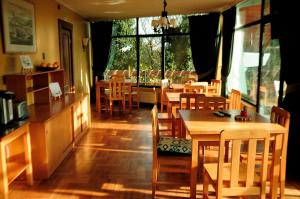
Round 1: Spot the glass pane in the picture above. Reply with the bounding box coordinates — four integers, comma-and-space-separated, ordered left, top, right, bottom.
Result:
106, 37, 137, 82
139, 17, 160, 35
165, 35, 195, 83
236, 0, 262, 28
140, 37, 162, 86
259, 23, 281, 116
112, 19, 136, 36
264, 0, 270, 16
227, 24, 261, 104
139, 15, 189, 34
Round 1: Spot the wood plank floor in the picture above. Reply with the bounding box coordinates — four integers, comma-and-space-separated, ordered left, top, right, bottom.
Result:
9, 107, 300, 198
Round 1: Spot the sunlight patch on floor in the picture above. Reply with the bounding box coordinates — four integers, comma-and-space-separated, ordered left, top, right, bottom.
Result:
91, 122, 150, 131
101, 182, 151, 195
75, 145, 151, 154
53, 189, 109, 197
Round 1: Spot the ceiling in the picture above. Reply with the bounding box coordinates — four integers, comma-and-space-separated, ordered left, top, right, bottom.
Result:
56, 0, 242, 21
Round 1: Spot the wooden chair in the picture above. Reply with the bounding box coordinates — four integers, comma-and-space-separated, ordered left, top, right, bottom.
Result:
203, 129, 270, 199
270, 106, 290, 199
124, 82, 139, 111
151, 105, 191, 198
198, 96, 227, 160
229, 89, 241, 110
204, 96, 226, 110
174, 93, 206, 137
182, 77, 197, 84
105, 76, 126, 115
184, 84, 207, 94
160, 79, 170, 112
179, 93, 205, 110
240, 106, 290, 198
131, 83, 140, 110
210, 79, 222, 96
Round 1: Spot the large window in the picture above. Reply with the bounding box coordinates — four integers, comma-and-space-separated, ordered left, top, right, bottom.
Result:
140, 37, 161, 85
259, 23, 281, 115
228, 25, 261, 104
106, 16, 195, 86
228, 0, 283, 116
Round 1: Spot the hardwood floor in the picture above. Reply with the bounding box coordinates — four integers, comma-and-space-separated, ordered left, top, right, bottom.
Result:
8, 106, 300, 198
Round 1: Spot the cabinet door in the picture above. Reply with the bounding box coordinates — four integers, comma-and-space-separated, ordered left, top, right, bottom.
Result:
72, 101, 82, 140
81, 96, 89, 132
45, 108, 72, 175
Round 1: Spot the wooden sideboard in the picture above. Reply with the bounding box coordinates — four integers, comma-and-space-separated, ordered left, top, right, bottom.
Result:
28, 93, 90, 179
0, 122, 33, 199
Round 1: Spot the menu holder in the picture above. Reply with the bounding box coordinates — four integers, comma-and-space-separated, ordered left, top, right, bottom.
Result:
234, 115, 251, 121
49, 82, 62, 100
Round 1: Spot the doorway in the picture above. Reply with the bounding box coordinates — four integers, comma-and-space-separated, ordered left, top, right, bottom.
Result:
58, 19, 74, 93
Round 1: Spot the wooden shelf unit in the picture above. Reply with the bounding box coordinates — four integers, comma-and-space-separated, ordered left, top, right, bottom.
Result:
0, 123, 33, 199
4, 69, 64, 105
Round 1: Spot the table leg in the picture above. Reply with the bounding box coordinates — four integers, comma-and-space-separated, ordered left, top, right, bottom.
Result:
96, 85, 100, 112
270, 134, 282, 199
0, 143, 8, 199
190, 139, 199, 199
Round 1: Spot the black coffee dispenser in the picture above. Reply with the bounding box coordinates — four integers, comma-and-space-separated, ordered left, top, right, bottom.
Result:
0, 90, 15, 125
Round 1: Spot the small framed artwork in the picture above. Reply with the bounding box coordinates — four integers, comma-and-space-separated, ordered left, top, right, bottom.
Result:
19, 55, 33, 69
1, 0, 36, 53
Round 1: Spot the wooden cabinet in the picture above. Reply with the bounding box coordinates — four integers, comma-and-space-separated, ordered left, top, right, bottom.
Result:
4, 70, 64, 105
72, 95, 89, 143
0, 122, 33, 199
28, 93, 90, 179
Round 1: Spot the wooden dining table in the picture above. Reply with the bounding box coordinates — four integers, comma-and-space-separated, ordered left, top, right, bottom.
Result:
95, 79, 134, 112
179, 109, 288, 199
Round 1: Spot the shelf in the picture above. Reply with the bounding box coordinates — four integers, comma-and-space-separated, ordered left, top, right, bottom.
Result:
27, 86, 49, 93
7, 159, 27, 185
4, 70, 64, 105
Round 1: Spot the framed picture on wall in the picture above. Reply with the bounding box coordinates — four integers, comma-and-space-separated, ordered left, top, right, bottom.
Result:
1, 0, 36, 53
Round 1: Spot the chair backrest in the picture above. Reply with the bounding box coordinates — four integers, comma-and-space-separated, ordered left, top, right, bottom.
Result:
183, 77, 197, 84
210, 79, 222, 96
217, 129, 270, 197
110, 73, 124, 79
109, 76, 125, 100
151, 105, 159, 160
160, 79, 170, 102
179, 93, 205, 110
229, 89, 241, 110
270, 106, 290, 128
270, 106, 290, 172
184, 84, 207, 94
204, 96, 226, 110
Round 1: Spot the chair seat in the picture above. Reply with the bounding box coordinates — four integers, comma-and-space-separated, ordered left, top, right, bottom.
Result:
158, 112, 171, 120
204, 162, 260, 184
157, 137, 192, 155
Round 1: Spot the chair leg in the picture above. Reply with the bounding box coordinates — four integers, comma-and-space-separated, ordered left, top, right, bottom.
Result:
122, 99, 125, 112
110, 101, 113, 115
203, 169, 209, 199
152, 161, 158, 198
280, 169, 285, 199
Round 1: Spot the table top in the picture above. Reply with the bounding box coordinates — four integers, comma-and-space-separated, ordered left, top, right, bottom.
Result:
0, 120, 29, 140
179, 109, 287, 136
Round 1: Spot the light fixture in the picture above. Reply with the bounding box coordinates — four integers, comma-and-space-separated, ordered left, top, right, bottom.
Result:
151, 0, 176, 33
82, 37, 89, 51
